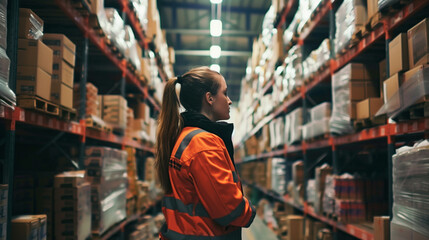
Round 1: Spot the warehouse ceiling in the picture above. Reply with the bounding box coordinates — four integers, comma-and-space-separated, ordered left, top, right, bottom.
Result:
157, 0, 271, 101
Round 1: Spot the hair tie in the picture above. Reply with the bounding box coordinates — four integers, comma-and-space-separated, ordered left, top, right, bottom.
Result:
176, 75, 183, 84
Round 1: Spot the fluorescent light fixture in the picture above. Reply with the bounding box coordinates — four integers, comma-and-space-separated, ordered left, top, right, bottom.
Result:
210, 0, 222, 4
210, 45, 221, 59
210, 64, 220, 72
210, 20, 222, 37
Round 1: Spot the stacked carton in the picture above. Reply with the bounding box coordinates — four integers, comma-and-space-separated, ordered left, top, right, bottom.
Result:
54, 171, 91, 240
292, 161, 304, 207
17, 9, 53, 101
330, 63, 379, 135
313, 164, 333, 214
43, 34, 76, 109
11, 215, 47, 240
0, 0, 14, 108
126, 147, 138, 217
84, 147, 127, 235
303, 102, 331, 140
73, 83, 100, 118
99, 95, 128, 130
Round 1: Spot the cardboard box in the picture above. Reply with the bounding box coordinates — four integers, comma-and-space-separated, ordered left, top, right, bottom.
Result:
374, 216, 389, 240
16, 66, 51, 100
367, 0, 378, 19
356, 98, 384, 119
390, 222, 428, 240
11, 215, 40, 240
389, 33, 409, 76
54, 171, 86, 189
383, 73, 402, 104
18, 8, 44, 40
350, 81, 378, 101
407, 18, 429, 68
287, 215, 304, 240
18, 39, 53, 75
404, 64, 429, 82
51, 79, 73, 108
52, 59, 74, 88
43, 33, 76, 67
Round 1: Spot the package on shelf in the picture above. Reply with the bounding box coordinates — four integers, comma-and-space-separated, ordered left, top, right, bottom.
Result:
259, 125, 271, 154
146, 0, 161, 42
284, 45, 303, 95
73, 83, 100, 117
302, 39, 330, 80
268, 158, 287, 194
35, 187, 53, 240
334, 0, 367, 54
42, 33, 76, 68
374, 216, 390, 240
303, 117, 330, 140
125, 147, 138, 198
287, 215, 304, 240
261, 6, 276, 48
311, 102, 331, 122
0, 48, 14, 109
389, 33, 409, 77
18, 8, 44, 40
99, 95, 128, 129
376, 66, 429, 119
314, 164, 333, 214
124, 25, 141, 72
287, 107, 303, 144
0, 1, 6, 51
297, 0, 323, 34
130, 0, 148, 32
282, 9, 301, 47
269, 116, 284, 149
330, 63, 379, 135
292, 161, 304, 206
84, 146, 127, 234
407, 18, 429, 69
11, 215, 47, 240
356, 97, 384, 120
306, 179, 316, 205
390, 140, 429, 239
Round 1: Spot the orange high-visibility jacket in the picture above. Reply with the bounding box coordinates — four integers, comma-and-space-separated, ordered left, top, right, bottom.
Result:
160, 127, 256, 239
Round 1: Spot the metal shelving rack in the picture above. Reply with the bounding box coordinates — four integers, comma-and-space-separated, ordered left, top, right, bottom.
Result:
237, 0, 429, 239
0, 0, 166, 238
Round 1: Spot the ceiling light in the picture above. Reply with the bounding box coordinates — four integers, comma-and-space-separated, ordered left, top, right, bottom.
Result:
210, 0, 222, 4
210, 64, 220, 72
210, 20, 222, 37
210, 45, 221, 59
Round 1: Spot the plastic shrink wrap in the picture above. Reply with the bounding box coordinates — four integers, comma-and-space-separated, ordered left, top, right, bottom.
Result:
391, 140, 429, 239
85, 147, 128, 235
130, 0, 148, 32
288, 107, 303, 144
270, 158, 287, 195
302, 39, 330, 80
334, 0, 367, 54
330, 64, 355, 135
376, 67, 429, 119
0, 1, 14, 109
19, 8, 43, 41
261, 6, 276, 47
124, 25, 141, 72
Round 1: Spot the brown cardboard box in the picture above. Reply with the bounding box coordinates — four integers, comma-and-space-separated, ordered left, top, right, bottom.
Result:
52, 59, 74, 88
356, 98, 384, 119
390, 222, 428, 240
374, 216, 389, 240
43, 33, 76, 67
354, 0, 368, 26
350, 81, 378, 101
407, 18, 429, 68
51, 79, 73, 108
383, 73, 402, 104
16, 66, 51, 100
287, 215, 304, 240
11, 215, 40, 240
18, 8, 43, 40
54, 171, 86, 189
367, 0, 378, 19
305, 218, 315, 240
18, 39, 53, 75
90, 0, 104, 15
389, 33, 409, 76
404, 64, 429, 82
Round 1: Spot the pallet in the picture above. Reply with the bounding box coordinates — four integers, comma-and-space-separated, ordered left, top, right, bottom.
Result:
85, 115, 112, 132
353, 115, 387, 131
368, 12, 383, 31
59, 106, 77, 121
17, 95, 59, 116
394, 101, 429, 122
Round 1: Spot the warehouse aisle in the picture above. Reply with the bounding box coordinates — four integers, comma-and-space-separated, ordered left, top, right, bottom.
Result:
243, 215, 279, 240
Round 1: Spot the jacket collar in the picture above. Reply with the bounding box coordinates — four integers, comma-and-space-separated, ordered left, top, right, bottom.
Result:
181, 111, 235, 165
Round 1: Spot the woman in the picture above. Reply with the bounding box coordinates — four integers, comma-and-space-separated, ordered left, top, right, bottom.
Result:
156, 66, 255, 239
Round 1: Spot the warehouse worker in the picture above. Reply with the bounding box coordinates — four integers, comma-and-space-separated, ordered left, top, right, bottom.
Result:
156, 66, 256, 239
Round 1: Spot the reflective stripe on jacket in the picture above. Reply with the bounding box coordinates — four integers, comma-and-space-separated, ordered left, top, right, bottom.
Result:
160, 127, 256, 239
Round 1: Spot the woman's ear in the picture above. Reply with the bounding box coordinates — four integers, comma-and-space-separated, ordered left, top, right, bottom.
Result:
205, 92, 213, 105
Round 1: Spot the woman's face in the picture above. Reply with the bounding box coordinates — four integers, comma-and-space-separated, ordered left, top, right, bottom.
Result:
211, 75, 232, 121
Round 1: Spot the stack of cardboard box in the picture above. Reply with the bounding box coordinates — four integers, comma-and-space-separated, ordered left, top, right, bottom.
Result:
11, 215, 47, 240
43, 34, 76, 109
73, 83, 100, 118
314, 164, 333, 215
99, 95, 128, 130
84, 147, 127, 235
17, 9, 52, 101
292, 161, 304, 207
54, 171, 91, 240
125, 147, 138, 217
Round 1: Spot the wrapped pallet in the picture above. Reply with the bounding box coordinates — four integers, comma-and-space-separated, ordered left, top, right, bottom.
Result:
334, 0, 367, 54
